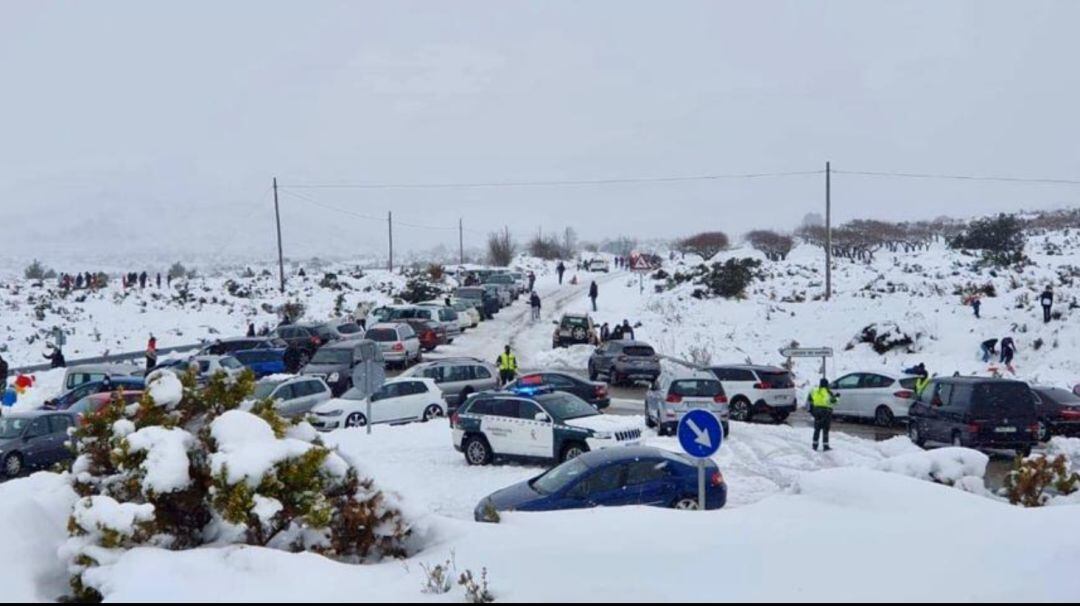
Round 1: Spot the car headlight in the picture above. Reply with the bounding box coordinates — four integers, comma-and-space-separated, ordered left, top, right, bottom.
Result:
317, 409, 344, 417
328, 373, 340, 383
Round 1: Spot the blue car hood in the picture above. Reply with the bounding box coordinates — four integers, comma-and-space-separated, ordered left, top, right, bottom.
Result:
485, 480, 546, 511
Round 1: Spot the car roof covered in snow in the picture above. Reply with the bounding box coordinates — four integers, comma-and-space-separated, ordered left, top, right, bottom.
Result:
710, 364, 788, 373
933, 376, 1030, 386
576, 446, 695, 468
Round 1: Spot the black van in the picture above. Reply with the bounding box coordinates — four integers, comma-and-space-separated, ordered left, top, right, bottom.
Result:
908, 377, 1038, 456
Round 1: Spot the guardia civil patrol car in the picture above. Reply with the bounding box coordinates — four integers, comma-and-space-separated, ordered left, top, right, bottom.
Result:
450, 387, 644, 465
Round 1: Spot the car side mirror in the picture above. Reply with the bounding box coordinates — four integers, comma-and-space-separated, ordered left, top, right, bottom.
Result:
534, 413, 552, 423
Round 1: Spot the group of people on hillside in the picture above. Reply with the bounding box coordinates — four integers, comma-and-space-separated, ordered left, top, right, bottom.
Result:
57, 272, 106, 291
967, 285, 1058, 324
980, 337, 1018, 373
121, 271, 164, 289
599, 320, 636, 343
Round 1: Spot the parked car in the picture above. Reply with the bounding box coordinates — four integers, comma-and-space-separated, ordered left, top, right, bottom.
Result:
310, 377, 446, 431
186, 355, 247, 382
417, 305, 463, 341
388, 306, 461, 343
1030, 386, 1080, 441
708, 365, 797, 423
252, 375, 333, 419
402, 319, 444, 352
552, 313, 599, 349
365, 323, 422, 369
483, 283, 511, 307
301, 339, 385, 397
507, 272, 528, 294
269, 324, 327, 366
403, 358, 500, 409
907, 377, 1038, 456
365, 306, 396, 330
451, 388, 643, 466
587, 258, 611, 273
475, 446, 726, 521
44, 376, 146, 410
825, 372, 918, 427
199, 336, 289, 356
645, 372, 729, 437
0, 411, 78, 477
588, 340, 661, 386
232, 348, 288, 378
455, 287, 499, 319
314, 319, 365, 342
68, 391, 144, 424
505, 372, 611, 410
420, 300, 478, 331
62, 363, 143, 392
483, 273, 519, 300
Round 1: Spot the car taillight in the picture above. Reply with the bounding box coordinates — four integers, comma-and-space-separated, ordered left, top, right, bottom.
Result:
894, 390, 914, 399
595, 385, 608, 397
714, 394, 728, 404
1061, 409, 1080, 420
710, 471, 725, 487
311, 336, 321, 345
666, 394, 683, 404
1029, 424, 1040, 435
754, 382, 769, 390
967, 423, 981, 434
393, 343, 405, 351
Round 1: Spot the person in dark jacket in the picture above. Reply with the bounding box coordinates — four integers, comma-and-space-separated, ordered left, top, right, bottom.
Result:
971, 296, 981, 319
139, 272, 148, 289
980, 339, 998, 363
610, 323, 625, 341
600, 322, 611, 343
528, 271, 536, 292
156, 273, 162, 288
529, 291, 542, 321
620, 320, 635, 341
1000, 337, 1017, 369
145, 336, 158, 372
556, 262, 566, 285
589, 281, 598, 311
247, 323, 256, 337
44, 347, 66, 369
0, 354, 8, 395
1040, 286, 1054, 323
283, 347, 303, 374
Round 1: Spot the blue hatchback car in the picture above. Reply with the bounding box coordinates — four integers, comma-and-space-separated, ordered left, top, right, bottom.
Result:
475, 446, 726, 521
44, 377, 146, 410
232, 348, 288, 378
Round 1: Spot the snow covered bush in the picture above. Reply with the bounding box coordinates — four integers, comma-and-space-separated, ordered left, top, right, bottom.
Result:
399, 277, 444, 304
950, 213, 1027, 268
665, 258, 763, 300
1002, 454, 1079, 508
848, 322, 919, 355
63, 369, 411, 602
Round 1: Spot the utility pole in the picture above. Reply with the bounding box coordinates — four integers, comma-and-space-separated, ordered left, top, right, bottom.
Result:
459, 218, 464, 266
273, 178, 285, 293
825, 161, 832, 301
388, 211, 394, 273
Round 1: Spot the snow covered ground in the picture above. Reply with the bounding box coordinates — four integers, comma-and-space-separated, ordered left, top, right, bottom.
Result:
3, 233, 1080, 601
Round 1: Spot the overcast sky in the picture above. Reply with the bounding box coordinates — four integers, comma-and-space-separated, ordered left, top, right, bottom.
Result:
2, 0, 1079, 264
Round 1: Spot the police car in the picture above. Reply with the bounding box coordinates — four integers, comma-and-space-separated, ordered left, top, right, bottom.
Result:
450, 386, 643, 466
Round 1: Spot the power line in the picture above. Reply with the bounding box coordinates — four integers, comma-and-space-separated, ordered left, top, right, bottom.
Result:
278, 170, 825, 191
832, 169, 1080, 187
279, 188, 464, 232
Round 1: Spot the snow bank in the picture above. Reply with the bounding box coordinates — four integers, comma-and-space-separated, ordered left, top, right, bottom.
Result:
209, 411, 314, 487
874, 447, 989, 485
0, 473, 78, 602
126, 427, 195, 495
532, 345, 596, 371
146, 371, 184, 409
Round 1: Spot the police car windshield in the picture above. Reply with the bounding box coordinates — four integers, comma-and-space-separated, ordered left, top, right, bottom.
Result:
536, 393, 597, 421
531, 458, 589, 495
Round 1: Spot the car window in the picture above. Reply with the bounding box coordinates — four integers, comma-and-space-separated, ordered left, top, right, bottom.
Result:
710, 368, 733, 381
518, 401, 544, 420
376, 383, 401, 400
274, 384, 297, 401
899, 377, 919, 390
307, 381, 327, 395
580, 465, 625, 496
420, 366, 444, 381
625, 460, 670, 485
26, 418, 49, 438
949, 384, 974, 408
442, 365, 469, 382
734, 369, 757, 382
835, 374, 862, 389
402, 381, 427, 396
931, 382, 954, 406
473, 366, 492, 380
545, 374, 576, 389
465, 398, 493, 415
623, 346, 656, 357
337, 322, 362, 335
399, 325, 416, 339
670, 379, 722, 398
48, 415, 73, 434
490, 399, 519, 418
860, 375, 893, 389
198, 361, 211, 373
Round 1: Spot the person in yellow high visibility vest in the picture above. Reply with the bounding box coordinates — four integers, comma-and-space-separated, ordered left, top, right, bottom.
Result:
914, 374, 931, 398
497, 345, 518, 386
810, 378, 838, 452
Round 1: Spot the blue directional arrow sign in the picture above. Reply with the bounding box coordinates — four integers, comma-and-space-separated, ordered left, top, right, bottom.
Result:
677, 409, 724, 459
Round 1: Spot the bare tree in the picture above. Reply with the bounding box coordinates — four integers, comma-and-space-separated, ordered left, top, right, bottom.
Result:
745, 230, 794, 261
487, 230, 517, 267
677, 232, 730, 260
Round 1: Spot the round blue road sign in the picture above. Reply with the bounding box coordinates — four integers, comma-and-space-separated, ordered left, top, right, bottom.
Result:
677, 410, 724, 458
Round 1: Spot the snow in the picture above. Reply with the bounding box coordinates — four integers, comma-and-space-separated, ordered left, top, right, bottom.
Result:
0, 473, 78, 602
873, 447, 989, 485
146, 371, 184, 409
209, 411, 314, 487
125, 427, 195, 495
71, 495, 155, 536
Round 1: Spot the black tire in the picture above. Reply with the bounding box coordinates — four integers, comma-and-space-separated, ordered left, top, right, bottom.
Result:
730, 398, 752, 422
875, 406, 895, 428
645, 414, 657, 429
3, 453, 23, 478
951, 431, 963, 447
344, 412, 367, 429
909, 422, 926, 448
560, 442, 589, 463
422, 404, 443, 422
464, 436, 493, 466
1038, 419, 1052, 443
672, 496, 700, 511
722, 421, 730, 437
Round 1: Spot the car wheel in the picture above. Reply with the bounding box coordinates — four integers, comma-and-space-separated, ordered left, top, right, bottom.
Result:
951, 431, 964, 448
423, 405, 443, 422
464, 436, 493, 466
588, 366, 598, 382
771, 412, 789, 424
672, 497, 699, 511
645, 412, 657, 429
1018, 445, 1033, 457
875, 406, 895, 428
560, 442, 589, 463
344, 412, 368, 428
4, 453, 24, 478
730, 398, 751, 422
909, 423, 926, 448
1038, 420, 1052, 443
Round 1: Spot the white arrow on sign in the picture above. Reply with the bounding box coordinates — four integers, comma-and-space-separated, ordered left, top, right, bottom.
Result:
686, 419, 712, 449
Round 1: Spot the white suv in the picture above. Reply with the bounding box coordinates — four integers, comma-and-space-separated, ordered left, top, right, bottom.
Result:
365, 323, 423, 369
251, 375, 333, 419
708, 365, 797, 423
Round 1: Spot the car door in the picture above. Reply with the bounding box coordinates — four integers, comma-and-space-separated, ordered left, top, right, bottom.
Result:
482, 398, 524, 456
831, 374, 863, 415
861, 374, 897, 419
46, 415, 74, 464
939, 383, 970, 442
625, 459, 677, 506
923, 382, 951, 442
400, 381, 431, 420
571, 463, 635, 508
517, 400, 554, 458
21, 417, 52, 468
370, 382, 406, 423
272, 383, 299, 416
543, 373, 583, 400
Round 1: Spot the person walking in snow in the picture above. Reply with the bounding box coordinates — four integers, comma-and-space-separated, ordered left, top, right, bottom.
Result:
589, 281, 599, 312
496, 345, 518, 387
1000, 336, 1017, 372
145, 336, 158, 372
600, 322, 611, 343
247, 323, 256, 338
530, 291, 542, 321
620, 320, 635, 341
1040, 286, 1054, 324
44, 346, 66, 369
556, 262, 566, 285
156, 273, 162, 288
810, 378, 838, 452
0, 355, 8, 397
971, 296, 981, 319
528, 271, 536, 292
980, 338, 998, 363
139, 271, 148, 289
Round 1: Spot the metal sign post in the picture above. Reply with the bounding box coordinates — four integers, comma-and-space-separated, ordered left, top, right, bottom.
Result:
677, 409, 724, 511
779, 347, 834, 380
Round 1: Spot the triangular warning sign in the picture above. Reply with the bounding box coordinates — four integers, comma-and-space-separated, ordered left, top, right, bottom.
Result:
632, 256, 652, 270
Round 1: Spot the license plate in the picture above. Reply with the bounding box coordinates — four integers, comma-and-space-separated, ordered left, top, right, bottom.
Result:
995, 427, 1017, 434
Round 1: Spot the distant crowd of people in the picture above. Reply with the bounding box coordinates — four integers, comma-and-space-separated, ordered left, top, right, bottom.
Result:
56, 270, 174, 291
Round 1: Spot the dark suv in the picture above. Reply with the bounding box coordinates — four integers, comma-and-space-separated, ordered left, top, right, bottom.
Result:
270, 324, 326, 366
907, 377, 1038, 456
553, 313, 598, 349
588, 341, 661, 386
300, 339, 385, 397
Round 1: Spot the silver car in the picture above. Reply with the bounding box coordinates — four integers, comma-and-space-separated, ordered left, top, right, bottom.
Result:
645, 372, 730, 437
402, 358, 499, 410
252, 375, 332, 419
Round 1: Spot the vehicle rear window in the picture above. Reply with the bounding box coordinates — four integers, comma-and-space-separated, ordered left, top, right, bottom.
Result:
623, 346, 655, 357
756, 371, 794, 388
1038, 388, 1080, 406
562, 317, 589, 328
671, 380, 723, 398
311, 349, 353, 365
973, 384, 1037, 417
337, 323, 362, 335
537, 393, 597, 421
366, 329, 397, 342
899, 377, 919, 390
465, 399, 493, 415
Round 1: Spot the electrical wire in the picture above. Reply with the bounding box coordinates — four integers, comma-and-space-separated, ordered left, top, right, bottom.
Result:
832, 169, 1080, 187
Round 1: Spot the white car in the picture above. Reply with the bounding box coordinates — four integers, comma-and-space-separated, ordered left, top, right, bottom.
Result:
309, 377, 446, 430
365, 323, 423, 368
386, 305, 461, 343
252, 375, 333, 419
587, 259, 611, 273
708, 365, 798, 423
828, 372, 918, 427
420, 299, 476, 332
